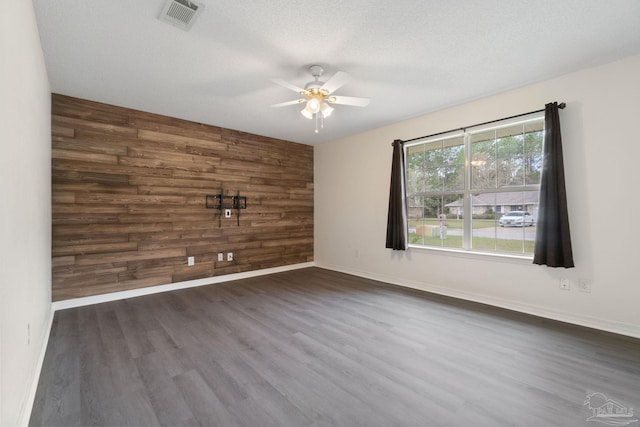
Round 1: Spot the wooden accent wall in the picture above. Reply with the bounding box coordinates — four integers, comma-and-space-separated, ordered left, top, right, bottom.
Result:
51, 94, 313, 301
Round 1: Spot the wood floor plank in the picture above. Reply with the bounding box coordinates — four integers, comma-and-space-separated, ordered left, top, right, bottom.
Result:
30, 267, 640, 426
135, 350, 197, 426
173, 369, 241, 427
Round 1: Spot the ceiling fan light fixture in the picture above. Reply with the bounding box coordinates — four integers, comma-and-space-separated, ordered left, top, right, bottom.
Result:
272, 65, 370, 133
320, 102, 334, 118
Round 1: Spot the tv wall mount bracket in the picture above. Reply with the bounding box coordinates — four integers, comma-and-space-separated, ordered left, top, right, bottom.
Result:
205, 190, 247, 227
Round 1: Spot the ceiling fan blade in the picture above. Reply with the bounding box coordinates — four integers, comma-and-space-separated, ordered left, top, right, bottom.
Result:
320, 71, 351, 94
271, 78, 305, 94
271, 99, 305, 108
329, 96, 370, 107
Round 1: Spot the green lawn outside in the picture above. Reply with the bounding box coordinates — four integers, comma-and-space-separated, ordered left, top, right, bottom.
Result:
408, 217, 535, 254
409, 218, 496, 230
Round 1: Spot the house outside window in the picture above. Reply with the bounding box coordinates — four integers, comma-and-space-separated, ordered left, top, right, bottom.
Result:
405, 113, 544, 256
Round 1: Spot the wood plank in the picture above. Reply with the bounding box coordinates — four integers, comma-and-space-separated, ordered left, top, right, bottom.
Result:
116, 213, 213, 224
53, 223, 173, 236
52, 192, 75, 204
128, 230, 221, 242
52, 256, 75, 268
53, 159, 174, 178
53, 115, 137, 137
116, 265, 176, 281
53, 236, 130, 248
52, 148, 119, 165
52, 242, 138, 257
53, 136, 129, 156
136, 185, 217, 197
127, 176, 217, 189
52, 214, 120, 225
74, 193, 186, 205
53, 263, 127, 278
137, 129, 227, 152
170, 169, 226, 181
136, 238, 219, 252
171, 262, 214, 282
74, 129, 182, 154
52, 169, 130, 186
51, 94, 313, 300
53, 95, 132, 124
75, 248, 187, 266
123, 147, 220, 169
131, 116, 223, 141
52, 272, 120, 289
125, 257, 186, 271
52, 124, 74, 138
53, 205, 129, 214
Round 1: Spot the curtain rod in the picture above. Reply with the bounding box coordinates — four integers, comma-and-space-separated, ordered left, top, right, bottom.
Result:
396, 102, 566, 145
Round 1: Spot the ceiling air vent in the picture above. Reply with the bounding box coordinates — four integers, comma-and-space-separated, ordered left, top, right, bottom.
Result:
158, 0, 204, 31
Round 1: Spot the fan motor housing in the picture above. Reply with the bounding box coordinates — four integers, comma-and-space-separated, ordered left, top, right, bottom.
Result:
304, 81, 323, 90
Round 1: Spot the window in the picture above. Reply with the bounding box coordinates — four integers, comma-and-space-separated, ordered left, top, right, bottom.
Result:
405, 113, 544, 256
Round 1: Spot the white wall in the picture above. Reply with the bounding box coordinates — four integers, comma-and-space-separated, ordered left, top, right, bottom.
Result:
0, 1, 52, 425
315, 55, 640, 338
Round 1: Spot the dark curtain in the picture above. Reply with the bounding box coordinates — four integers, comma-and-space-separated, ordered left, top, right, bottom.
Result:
533, 102, 575, 268
386, 139, 407, 250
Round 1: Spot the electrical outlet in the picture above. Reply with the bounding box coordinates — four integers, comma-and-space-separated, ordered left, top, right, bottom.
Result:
559, 278, 571, 291
188, 256, 195, 266
225, 209, 232, 218
227, 252, 233, 261
578, 278, 592, 293
217, 252, 224, 262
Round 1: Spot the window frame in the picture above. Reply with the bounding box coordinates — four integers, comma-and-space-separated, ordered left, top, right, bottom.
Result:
404, 112, 544, 257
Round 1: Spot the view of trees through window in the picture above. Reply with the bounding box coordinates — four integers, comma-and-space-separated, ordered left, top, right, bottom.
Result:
405, 115, 544, 255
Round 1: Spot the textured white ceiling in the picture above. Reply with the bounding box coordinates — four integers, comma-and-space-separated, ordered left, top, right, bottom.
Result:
33, 0, 640, 145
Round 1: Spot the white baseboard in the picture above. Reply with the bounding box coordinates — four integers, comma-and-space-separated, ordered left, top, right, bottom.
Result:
317, 263, 640, 340
52, 262, 316, 311
20, 304, 55, 427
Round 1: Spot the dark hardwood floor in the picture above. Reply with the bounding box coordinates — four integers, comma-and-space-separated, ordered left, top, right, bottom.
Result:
30, 267, 640, 426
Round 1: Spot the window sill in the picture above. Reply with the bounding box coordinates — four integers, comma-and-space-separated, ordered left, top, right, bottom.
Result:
407, 244, 534, 265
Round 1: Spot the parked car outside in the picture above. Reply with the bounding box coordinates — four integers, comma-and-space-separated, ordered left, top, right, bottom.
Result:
498, 211, 535, 227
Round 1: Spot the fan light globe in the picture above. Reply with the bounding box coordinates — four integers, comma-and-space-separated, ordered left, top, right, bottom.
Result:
321, 102, 334, 118
300, 108, 313, 119
307, 97, 321, 114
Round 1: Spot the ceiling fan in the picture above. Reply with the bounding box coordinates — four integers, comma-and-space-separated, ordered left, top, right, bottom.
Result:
271, 65, 370, 133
